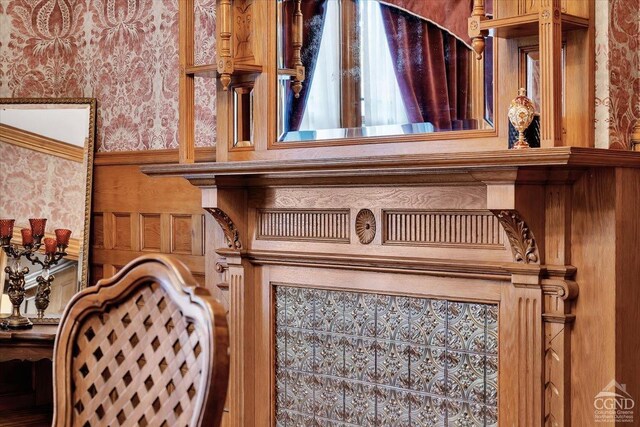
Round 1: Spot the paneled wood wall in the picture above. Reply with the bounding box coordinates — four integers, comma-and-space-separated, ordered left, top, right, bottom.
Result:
90, 149, 231, 426
90, 150, 211, 286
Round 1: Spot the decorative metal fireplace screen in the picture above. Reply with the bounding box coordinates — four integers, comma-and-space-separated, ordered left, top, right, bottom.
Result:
275, 285, 498, 426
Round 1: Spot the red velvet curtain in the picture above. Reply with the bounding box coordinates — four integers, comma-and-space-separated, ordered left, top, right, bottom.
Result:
282, 0, 328, 132
380, 4, 473, 131
379, 0, 474, 44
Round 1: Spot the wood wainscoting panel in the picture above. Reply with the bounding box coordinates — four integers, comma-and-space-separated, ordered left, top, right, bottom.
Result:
93, 148, 216, 166
91, 161, 207, 288
140, 214, 162, 251
113, 213, 132, 250
569, 167, 640, 425
614, 168, 640, 421
171, 214, 196, 254
91, 213, 104, 249
90, 264, 104, 284
570, 168, 616, 425
92, 154, 224, 422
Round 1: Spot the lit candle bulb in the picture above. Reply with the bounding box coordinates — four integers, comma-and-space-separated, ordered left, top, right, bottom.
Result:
21, 228, 33, 246
43, 237, 57, 255
55, 229, 71, 247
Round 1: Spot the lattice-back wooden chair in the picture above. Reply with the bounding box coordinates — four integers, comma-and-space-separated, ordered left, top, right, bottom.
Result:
52, 254, 229, 427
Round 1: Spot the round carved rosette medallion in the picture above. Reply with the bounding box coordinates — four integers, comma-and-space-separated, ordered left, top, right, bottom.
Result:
355, 209, 376, 244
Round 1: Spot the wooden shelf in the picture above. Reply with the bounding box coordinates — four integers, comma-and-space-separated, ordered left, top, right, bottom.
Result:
234, 63, 263, 74
277, 68, 298, 77
185, 64, 216, 77
185, 63, 263, 78
143, 148, 640, 182
480, 13, 589, 38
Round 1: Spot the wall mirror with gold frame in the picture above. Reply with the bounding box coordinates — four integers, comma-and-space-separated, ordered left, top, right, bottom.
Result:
275, 0, 495, 143
0, 98, 96, 323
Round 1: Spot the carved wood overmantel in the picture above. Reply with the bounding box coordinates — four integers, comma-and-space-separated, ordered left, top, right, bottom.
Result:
144, 148, 640, 426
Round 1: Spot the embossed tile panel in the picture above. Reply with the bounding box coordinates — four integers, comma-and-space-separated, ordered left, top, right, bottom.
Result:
274, 286, 498, 426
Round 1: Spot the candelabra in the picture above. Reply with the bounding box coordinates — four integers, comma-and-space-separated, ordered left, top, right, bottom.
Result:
0, 218, 71, 329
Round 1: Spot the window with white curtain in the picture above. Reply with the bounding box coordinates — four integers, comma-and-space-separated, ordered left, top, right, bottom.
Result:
359, 0, 408, 127
299, 0, 408, 131
298, 0, 341, 131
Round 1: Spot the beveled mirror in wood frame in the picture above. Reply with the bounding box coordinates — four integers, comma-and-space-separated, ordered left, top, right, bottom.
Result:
0, 98, 97, 322
276, 0, 495, 144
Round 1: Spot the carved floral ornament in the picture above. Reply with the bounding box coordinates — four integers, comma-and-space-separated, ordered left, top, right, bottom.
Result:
491, 210, 539, 264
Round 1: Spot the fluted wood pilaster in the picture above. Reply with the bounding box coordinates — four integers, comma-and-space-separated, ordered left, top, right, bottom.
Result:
539, 0, 563, 147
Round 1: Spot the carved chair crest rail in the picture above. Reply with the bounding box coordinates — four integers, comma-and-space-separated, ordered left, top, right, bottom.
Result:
52, 254, 229, 427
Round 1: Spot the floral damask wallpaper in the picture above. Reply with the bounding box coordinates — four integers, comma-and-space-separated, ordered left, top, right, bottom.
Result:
0, 0, 216, 151
606, 0, 639, 150
594, 0, 610, 148
0, 143, 86, 237
594, 0, 639, 150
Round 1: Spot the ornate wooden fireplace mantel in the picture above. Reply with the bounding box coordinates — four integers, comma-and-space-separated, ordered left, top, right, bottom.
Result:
144, 147, 640, 426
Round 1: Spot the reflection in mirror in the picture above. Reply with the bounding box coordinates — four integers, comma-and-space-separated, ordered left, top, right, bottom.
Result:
0, 99, 96, 323
233, 84, 255, 148
512, 44, 565, 149
0, 253, 77, 318
277, 0, 494, 142
523, 49, 541, 113
520, 44, 565, 117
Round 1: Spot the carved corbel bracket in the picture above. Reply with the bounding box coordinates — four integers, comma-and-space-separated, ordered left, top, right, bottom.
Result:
205, 208, 242, 250
491, 210, 540, 264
